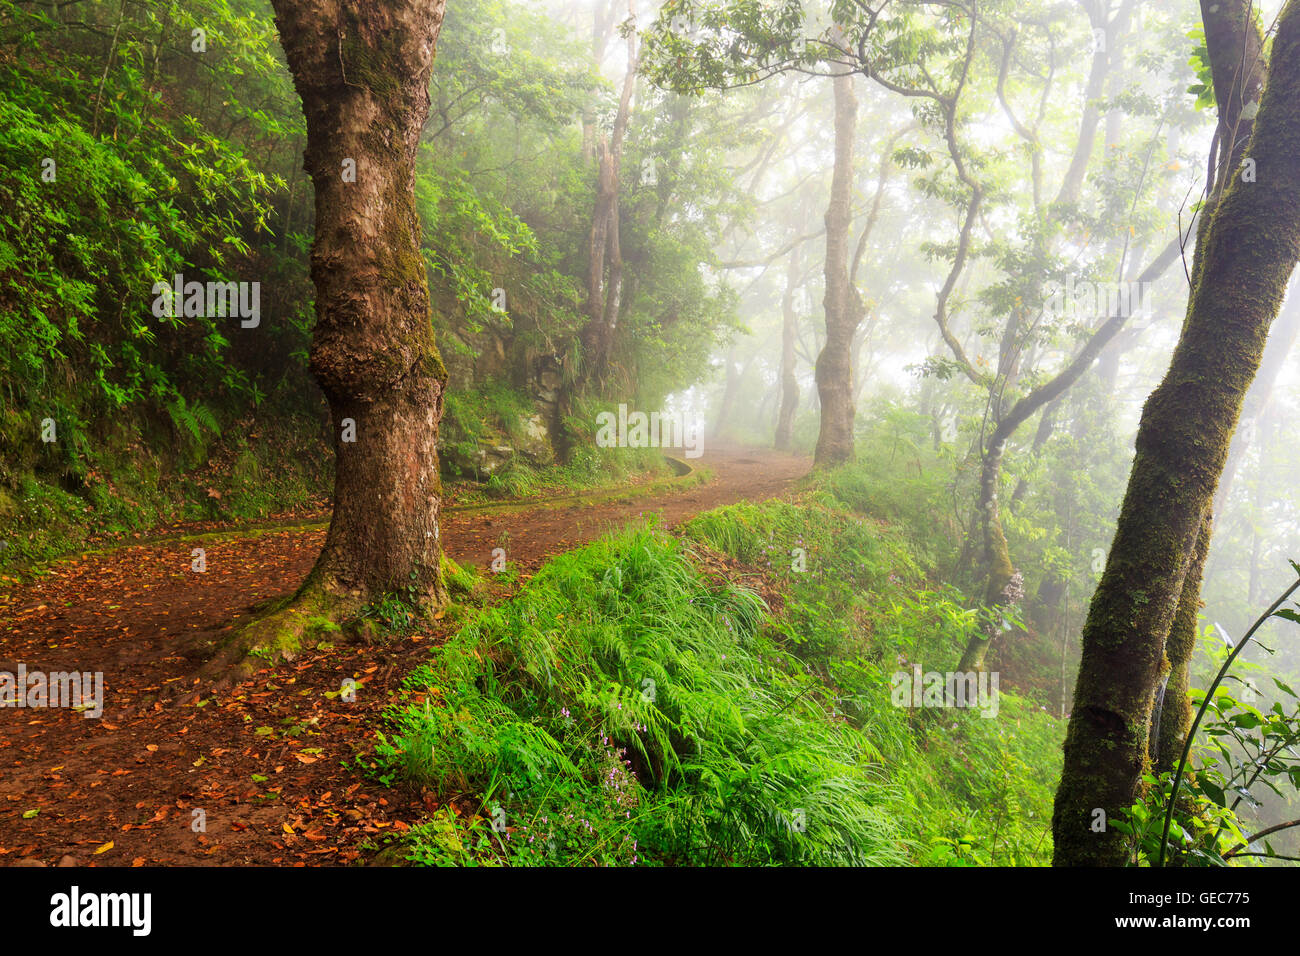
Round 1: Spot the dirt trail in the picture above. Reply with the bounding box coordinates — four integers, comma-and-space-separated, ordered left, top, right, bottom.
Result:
0, 444, 808, 866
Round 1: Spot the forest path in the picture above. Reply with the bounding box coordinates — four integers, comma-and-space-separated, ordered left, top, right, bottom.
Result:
0, 443, 809, 866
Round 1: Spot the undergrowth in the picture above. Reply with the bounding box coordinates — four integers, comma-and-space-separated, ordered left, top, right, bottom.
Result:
377, 523, 909, 866
375, 460, 1065, 866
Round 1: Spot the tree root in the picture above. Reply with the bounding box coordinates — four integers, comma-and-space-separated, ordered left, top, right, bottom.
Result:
180, 580, 363, 696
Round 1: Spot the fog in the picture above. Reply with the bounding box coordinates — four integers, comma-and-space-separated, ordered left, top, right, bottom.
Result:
4, 0, 1298, 875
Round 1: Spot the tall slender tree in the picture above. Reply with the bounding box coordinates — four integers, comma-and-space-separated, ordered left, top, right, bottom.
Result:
578, 0, 637, 387
813, 64, 860, 466
642, 8, 887, 467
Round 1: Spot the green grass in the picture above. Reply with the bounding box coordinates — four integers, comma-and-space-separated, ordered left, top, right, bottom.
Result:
375, 459, 1066, 866
682, 492, 1062, 865
377, 523, 909, 866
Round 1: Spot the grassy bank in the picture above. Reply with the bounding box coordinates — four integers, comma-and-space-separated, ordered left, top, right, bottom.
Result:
373, 464, 1064, 866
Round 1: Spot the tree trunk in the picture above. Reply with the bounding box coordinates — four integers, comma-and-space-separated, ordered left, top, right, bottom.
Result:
957, 434, 1023, 672
555, 0, 635, 462
1052, 0, 1300, 866
714, 348, 761, 440
1155, 509, 1212, 774
1214, 285, 1300, 513
712, 348, 739, 440
812, 69, 859, 468
205, 0, 450, 676
577, 0, 636, 388
581, 139, 619, 381
1201, 0, 1265, 197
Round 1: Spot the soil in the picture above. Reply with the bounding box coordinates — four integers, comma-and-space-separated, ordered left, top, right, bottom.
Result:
0, 444, 809, 866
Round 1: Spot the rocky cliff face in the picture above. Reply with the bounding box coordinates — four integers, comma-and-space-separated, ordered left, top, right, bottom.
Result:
438, 323, 563, 480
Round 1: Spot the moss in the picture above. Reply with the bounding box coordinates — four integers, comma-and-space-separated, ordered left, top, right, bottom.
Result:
196, 583, 359, 682
376, 211, 426, 288
338, 11, 402, 99
984, 522, 1015, 601
424, 346, 448, 385
1055, 0, 1300, 863
441, 553, 481, 598
1157, 512, 1212, 773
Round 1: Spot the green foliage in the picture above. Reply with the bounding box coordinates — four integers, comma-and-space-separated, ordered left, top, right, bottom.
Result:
441, 383, 541, 481
684, 494, 1062, 866
1185, 26, 1216, 111
0, 412, 327, 575
820, 402, 969, 571
419, 0, 746, 417
0, 0, 300, 435
1114, 586, 1300, 867
0, 0, 761, 562
378, 475, 1065, 866
377, 524, 910, 866
0, 0, 325, 562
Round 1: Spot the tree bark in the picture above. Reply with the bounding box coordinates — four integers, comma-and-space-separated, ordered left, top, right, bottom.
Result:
957, 434, 1024, 672
581, 139, 619, 381
205, 0, 450, 675
1155, 509, 1212, 774
1134, 0, 1273, 711
1214, 286, 1300, 513
1052, 0, 1300, 866
1200, 0, 1265, 199
812, 69, 860, 467
713, 348, 739, 440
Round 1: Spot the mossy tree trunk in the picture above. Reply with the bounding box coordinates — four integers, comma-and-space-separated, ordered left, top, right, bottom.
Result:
1133, 0, 1268, 716
1155, 509, 1212, 774
1214, 288, 1300, 513
1052, 0, 1300, 866
813, 68, 860, 468
958, 433, 1023, 672
205, 0, 450, 676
